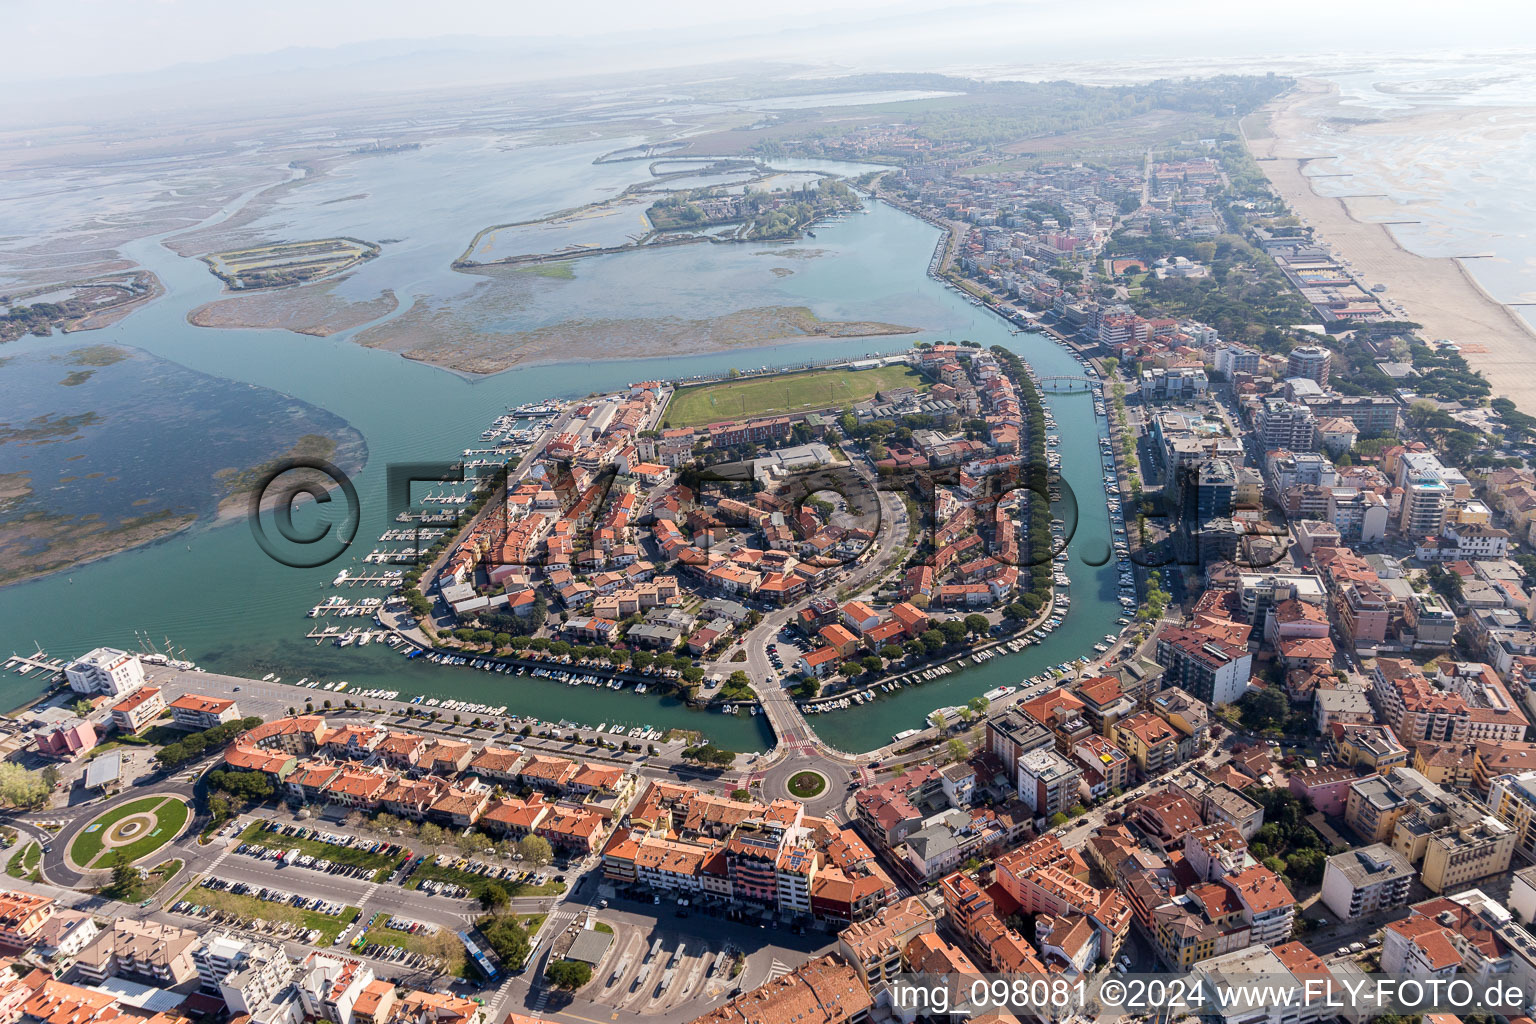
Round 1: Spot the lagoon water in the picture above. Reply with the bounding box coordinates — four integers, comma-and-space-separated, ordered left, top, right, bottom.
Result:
0, 138, 1119, 753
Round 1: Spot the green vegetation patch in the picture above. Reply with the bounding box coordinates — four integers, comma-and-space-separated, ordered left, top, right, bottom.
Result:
787, 771, 828, 799
6, 842, 39, 880
68, 345, 130, 367
664, 365, 930, 428
514, 262, 576, 280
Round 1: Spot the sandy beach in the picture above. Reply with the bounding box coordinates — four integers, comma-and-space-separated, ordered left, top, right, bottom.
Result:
1245, 78, 1536, 415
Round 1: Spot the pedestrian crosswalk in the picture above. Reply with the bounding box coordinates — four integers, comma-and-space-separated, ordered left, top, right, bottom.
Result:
526, 985, 551, 1019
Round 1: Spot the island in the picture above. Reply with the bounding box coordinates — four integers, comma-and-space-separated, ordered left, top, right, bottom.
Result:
200, 237, 380, 290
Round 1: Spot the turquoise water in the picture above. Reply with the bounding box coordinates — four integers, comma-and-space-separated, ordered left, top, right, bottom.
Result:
0, 144, 1117, 753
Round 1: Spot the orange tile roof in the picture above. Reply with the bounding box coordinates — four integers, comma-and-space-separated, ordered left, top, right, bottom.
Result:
111, 687, 162, 714
169, 693, 236, 714
1223, 864, 1296, 914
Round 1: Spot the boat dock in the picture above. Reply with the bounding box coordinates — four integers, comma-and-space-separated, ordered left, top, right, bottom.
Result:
4, 651, 66, 677
308, 597, 385, 617
380, 528, 443, 543
362, 548, 421, 564
394, 511, 460, 525
335, 572, 404, 588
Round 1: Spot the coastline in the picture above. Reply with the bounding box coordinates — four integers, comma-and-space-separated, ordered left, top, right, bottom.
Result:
1244, 78, 1536, 414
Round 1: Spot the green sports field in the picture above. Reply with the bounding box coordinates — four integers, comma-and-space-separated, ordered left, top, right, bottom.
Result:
663, 365, 931, 429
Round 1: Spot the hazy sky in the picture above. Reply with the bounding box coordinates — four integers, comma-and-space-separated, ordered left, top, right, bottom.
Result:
8, 0, 1535, 86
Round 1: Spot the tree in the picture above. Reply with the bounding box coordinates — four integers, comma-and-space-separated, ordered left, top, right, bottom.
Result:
103, 862, 143, 902
458, 831, 494, 855
545, 959, 593, 990
963, 614, 990, 635
1238, 687, 1289, 733
518, 835, 554, 868
1286, 847, 1325, 886
920, 629, 946, 652
967, 696, 990, 714
947, 738, 969, 762
419, 823, 446, 848
939, 620, 967, 644
0, 763, 50, 808
477, 913, 530, 967
480, 883, 510, 910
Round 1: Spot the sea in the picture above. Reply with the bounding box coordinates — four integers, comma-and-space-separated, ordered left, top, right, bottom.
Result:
1285, 53, 1536, 326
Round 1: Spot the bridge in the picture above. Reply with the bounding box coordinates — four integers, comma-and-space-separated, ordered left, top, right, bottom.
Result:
1037, 375, 1100, 392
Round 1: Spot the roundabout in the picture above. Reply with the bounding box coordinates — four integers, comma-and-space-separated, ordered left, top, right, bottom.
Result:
786, 770, 828, 800
67, 795, 190, 871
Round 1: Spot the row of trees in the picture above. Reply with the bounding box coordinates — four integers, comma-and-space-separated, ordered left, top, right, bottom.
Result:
155, 716, 264, 768
436, 633, 708, 691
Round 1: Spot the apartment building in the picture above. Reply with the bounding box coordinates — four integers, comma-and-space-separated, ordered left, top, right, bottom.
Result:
1488, 770, 1536, 862
1420, 816, 1516, 894
74, 919, 199, 986
1320, 845, 1413, 921
168, 693, 241, 730
1153, 628, 1252, 706
110, 687, 165, 735
64, 648, 145, 698
835, 897, 935, 987
1017, 748, 1083, 819
0, 890, 53, 950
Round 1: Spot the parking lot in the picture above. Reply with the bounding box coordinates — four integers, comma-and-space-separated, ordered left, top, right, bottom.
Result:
234, 821, 410, 882
173, 875, 356, 946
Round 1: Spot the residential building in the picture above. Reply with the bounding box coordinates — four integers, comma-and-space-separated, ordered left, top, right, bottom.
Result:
110, 687, 165, 735
1420, 815, 1516, 893
1017, 749, 1083, 820
168, 694, 241, 730
64, 649, 145, 698
74, 919, 200, 985
1320, 845, 1413, 921
0, 890, 53, 949
1286, 346, 1332, 386
1154, 628, 1252, 706
686, 955, 871, 1024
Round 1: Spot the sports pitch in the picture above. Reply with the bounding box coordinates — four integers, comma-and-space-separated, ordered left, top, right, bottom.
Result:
663, 365, 930, 429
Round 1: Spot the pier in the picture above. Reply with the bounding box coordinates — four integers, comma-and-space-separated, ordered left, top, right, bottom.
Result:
309, 598, 386, 617
4, 651, 66, 677
363, 548, 421, 564
336, 572, 404, 588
